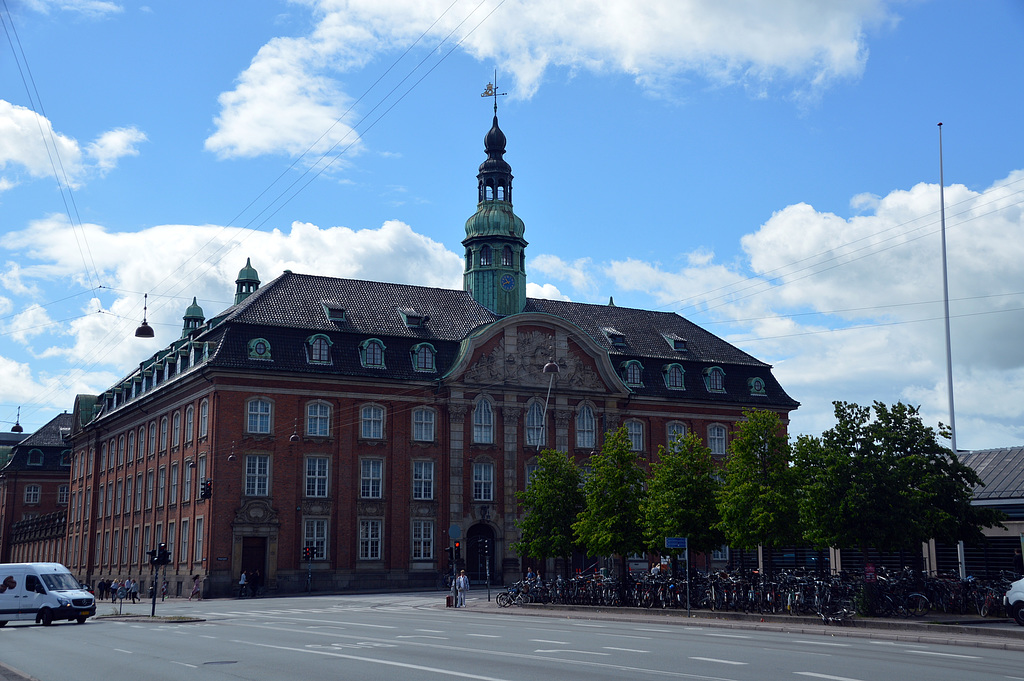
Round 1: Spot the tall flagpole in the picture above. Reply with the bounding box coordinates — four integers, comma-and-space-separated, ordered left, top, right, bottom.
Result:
938, 122, 958, 454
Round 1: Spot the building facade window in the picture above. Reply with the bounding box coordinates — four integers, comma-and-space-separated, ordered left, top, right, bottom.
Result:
138, 427, 147, 458
145, 470, 155, 509
412, 520, 433, 560
480, 244, 492, 266
667, 422, 687, 444
708, 424, 728, 456
306, 401, 331, 437
501, 245, 513, 267
308, 335, 332, 364
305, 456, 329, 497
24, 485, 40, 504
360, 459, 383, 499
360, 339, 385, 368
412, 344, 436, 372
412, 461, 434, 500
159, 416, 169, 451
118, 435, 125, 465
704, 367, 726, 392
245, 455, 270, 496
182, 462, 192, 502
664, 364, 685, 390
195, 517, 204, 562
199, 399, 209, 438
247, 398, 272, 434
304, 518, 327, 560
179, 520, 189, 565
473, 399, 494, 444
148, 423, 156, 455
625, 420, 644, 451
158, 466, 167, 506
359, 519, 382, 560
170, 462, 179, 504
624, 361, 644, 387
473, 461, 494, 501
576, 404, 596, 449
525, 401, 545, 448
412, 408, 435, 442
361, 404, 384, 439
127, 431, 135, 462
184, 406, 194, 444
58, 484, 69, 505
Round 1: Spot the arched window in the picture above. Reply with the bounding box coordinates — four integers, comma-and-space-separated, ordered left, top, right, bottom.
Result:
412, 408, 435, 442
412, 344, 436, 372
28, 449, 44, 466
172, 411, 181, 447
473, 399, 493, 444
307, 401, 331, 437
625, 420, 644, 452
361, 404, 384, 439
127, 431, 135, 462
576, 404, 596, 449
184, 405, 194, 443
501, 246, 513, 267
704, 367, 726, 392
664, 364, 685, 390
159, 417, 169, 451
466, 249, 472, 270
667, 422, 687, 444
118, 435, 125, 465
307, 334, 332, 364
708, 424, 728, 456
480, 245, 492, 266
139, 427, 147, 458
199, 399, 209, 438
525, 401, 545, 447
247, 398, 272, 434
360, 339, 385, 368
623, 361, 644, 387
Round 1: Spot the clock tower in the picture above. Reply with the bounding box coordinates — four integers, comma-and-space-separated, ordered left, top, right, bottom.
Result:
462, 108, 527, 316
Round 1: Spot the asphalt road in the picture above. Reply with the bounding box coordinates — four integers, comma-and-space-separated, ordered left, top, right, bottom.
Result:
1, 592, 1021, 681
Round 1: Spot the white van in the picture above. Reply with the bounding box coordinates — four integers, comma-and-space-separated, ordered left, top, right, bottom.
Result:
0, 563, 96, 626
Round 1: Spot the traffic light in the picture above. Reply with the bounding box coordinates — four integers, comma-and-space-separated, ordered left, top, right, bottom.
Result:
444, 546, 454, 562
156, 542, 171, 566
454, 541, 461, 561
303, 546, 313, 562
146, 548, 158, 566
200, 479, 213, 499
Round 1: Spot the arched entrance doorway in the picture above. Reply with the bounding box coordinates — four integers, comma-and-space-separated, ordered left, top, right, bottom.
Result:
465, 524, 496, 585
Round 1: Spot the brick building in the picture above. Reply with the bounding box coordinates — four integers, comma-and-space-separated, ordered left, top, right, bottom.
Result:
0, 413, 72, 564
67, 112, 798, 597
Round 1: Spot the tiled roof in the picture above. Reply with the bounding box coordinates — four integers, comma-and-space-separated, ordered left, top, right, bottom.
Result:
961, 447, 1024, 500
16, 413, 73, 448
1, 413, 73, 473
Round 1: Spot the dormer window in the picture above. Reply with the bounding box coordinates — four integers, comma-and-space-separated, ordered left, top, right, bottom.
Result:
603, 327, 627, 349
703, 366, 726, 392
663, 363, 685, 390
621, 360, 644, 387
306, 334, 333, 364
412, 343, 436, 372
248, 338, 272, 360
27, 449, 44, 466
322, 302, 346, 322
400, 308, 430, 329
748, 376, 767, 396
360, 339, 386, 369
664, 334, 688, 353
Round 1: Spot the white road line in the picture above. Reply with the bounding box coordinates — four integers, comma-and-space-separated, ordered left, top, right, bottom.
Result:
595, 633, 651, 639
602, 647, 649, 653
795, 673, 865, 681
417, 629, 445, 633
867, 641, 920, 647
534, 649, 610, 656
792, 640, 851, 647
705, 633, 750, 639
689, 657, 747, 665
635, 627, 671, 633
467, 634, 501, 638
234, 639, 516, 681
396, 635, 448, 640
530, 639, 568, 644
570, 623, 606, 628
113, 649, 132, 654
170, 661, 198, 669
906, 650, 980, 659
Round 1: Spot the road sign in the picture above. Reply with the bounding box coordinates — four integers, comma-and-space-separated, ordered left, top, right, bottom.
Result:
665, 537, 688, 549
448, 524, 462, 539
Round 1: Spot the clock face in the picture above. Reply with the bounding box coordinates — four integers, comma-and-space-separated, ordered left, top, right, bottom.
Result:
500, 273, 515, 291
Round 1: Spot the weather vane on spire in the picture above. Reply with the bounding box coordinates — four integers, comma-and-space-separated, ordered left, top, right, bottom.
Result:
481, 69, 507, 114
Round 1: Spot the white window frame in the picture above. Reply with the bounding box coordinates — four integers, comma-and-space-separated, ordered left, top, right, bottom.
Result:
245, 454, 270, 496
184, 405, 194, 443
24, 484, 41, 504
306, 401, 331, 437
576, 404, 596, 449
412, 461, 434, 500
412, 407, 435, 442
247, 398, 272, 434
305, 456, 329, 498
412, 520, 433, 560
199, 399, 209, 438
708, 424, 728, 457
360, 459, 383, 499
361, 404, 384, 439
525, 401, 545, 448
359, 519, 382, 560
667, 422, 687, 444
625, 420, 644, 452
473, 461, 494, 501
304, 518, 328, 560
473, 399, 494, 444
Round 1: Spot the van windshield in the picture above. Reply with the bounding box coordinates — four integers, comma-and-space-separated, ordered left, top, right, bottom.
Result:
41, 572, 81, 591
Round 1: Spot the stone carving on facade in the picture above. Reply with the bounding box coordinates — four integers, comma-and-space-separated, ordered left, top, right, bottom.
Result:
462, 330, 604, 391
233, 498, 280, 527
410, 503, 435, 517
300, 499, 332, 516
448, 404, 468, 422
501, 406, 521, 427
554, 409, 572, 428
357, 502, 383, 517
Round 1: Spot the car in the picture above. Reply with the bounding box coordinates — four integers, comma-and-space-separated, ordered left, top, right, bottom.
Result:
1006, 577, 1024, 626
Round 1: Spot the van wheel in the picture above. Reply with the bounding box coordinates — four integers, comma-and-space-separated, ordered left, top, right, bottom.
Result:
76, 616, 88, 624
39, 608, 53, 626
1013, 603, 1024, 627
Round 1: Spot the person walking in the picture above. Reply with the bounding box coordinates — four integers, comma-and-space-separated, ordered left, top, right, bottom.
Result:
189, 574, 202, 601
238, 570, 248, 598
455, 570, 469, 608
128, 578, 139, 603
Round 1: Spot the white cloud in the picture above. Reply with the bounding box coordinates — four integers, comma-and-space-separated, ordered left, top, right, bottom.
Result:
530, 254, 595, 292
21, 0, 123, 17
87, 127, 147, 172
7, 304, 53, 344
207, 0, 890, 157
0, 101, 83, 184
526, 282, 569, 301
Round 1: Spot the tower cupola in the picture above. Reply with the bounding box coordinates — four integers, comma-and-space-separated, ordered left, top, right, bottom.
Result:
234, 258, 260, 305
181, 297, 205, 337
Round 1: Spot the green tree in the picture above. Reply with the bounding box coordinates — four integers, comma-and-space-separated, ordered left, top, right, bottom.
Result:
797, 400, 1003, 557
641, 432, 723, 565
716, 409, 801, 572
572, 427, 646, 580
514, 448, 584, 576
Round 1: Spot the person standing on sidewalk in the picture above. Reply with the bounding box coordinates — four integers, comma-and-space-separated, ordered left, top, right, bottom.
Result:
455, 570, 469, 608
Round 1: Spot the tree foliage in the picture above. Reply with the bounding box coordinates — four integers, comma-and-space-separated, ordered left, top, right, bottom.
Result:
572, 427, 646, 574
716, 409, 801, 551
797, 401, 1003, 555
514, 448, 584, 574
641, 432, 723, 557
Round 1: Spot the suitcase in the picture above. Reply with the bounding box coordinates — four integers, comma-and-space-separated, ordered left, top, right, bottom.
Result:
446, 595, 453, 608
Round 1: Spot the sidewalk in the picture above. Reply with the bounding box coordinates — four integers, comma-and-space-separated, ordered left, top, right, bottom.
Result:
455, 597, 1024, 652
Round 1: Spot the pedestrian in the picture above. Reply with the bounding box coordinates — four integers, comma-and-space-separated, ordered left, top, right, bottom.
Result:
97, 579, 108, 601
455, 569, 469, 608
129, 578, 139, 603
250, 569, 262, 597
1014, 548, 1023, 578
189, 574, 202, 601
110, 578, 120, 602
238, 570, 248, 598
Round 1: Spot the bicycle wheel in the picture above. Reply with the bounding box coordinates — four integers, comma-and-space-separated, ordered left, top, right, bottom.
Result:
907, 593, 930, 617
495, 592, 512, 607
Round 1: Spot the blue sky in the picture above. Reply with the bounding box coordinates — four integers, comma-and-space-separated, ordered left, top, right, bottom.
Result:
2, 0, 1023, 449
